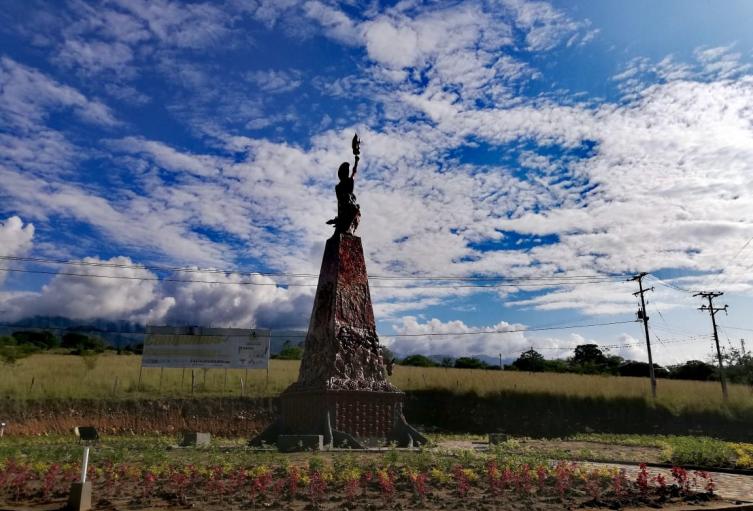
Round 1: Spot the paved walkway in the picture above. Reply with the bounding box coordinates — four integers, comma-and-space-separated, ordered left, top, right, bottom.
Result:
584, 461, 753, 503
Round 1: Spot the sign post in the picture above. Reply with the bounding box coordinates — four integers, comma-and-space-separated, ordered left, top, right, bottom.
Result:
68, 426, 98, 511
141, 327, 271, 397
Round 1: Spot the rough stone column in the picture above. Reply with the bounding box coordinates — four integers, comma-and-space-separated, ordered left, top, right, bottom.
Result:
293, 233, 396, 392
252, 233, 426, 447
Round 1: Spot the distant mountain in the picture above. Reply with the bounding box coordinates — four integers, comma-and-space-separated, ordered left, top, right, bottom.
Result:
424, 353, 516, 367
0, 316, 146, 349
0, 316, 306, 355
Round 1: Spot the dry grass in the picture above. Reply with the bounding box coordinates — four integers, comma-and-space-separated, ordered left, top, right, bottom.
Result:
0, 353, 298, 399
1, 353, 751, 416
390, 365, 753, 415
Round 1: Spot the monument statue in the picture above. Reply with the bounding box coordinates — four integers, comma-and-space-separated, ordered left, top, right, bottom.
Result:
251, 133, 427, 449
326, 133, 361, 235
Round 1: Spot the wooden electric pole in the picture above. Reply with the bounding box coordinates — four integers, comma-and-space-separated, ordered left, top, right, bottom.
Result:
629, 272, 656, 398
694, 291, 729, 401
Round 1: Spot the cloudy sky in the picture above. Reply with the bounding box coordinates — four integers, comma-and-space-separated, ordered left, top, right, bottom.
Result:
2, 0, 753, 364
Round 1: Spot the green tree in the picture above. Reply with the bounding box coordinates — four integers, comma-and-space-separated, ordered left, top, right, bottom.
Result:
721, 347, 753, 385
399, 354, 438, 367
275, 340, 303, 360
0, 343, 38, 365
62, 332, 106, 353
669, 360, 715, 381
277, 345, 303, 360
439, 356, 455, 368
454, 357, 489, 369
569, 344, 610, 374
512, 349, 546, 372
617, 361, 669, 378
542, 358, 570, 373
12, 330, 59, 349
605, 355, 625, 375
572, 344, 607, 365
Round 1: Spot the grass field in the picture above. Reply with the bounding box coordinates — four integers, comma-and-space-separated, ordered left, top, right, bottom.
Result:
1, 353, 751, 416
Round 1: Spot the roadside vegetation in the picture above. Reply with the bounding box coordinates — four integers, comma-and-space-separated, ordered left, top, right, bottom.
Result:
562, 434, 753, 469
397, 344, 753, 385
2, 352, 752, 414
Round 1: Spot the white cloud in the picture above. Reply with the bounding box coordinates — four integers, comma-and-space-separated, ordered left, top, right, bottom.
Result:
502, 0, 589, 51
0, 216, 34, 258
112, 0, 234, 49
384, 316, 530, 358
0, 216, 34, 284
158, 271, 313, 328
2, 257, 161, 321
0, 256, 313, 329
362, 18, 420, 69
245, 69, 302, 94
0, 57, 119, 130
303, 1, 359, 44
383, 316, 646, 362
57, 39, 135, 75
694, 44, 751, 79
109, 137, 225, 177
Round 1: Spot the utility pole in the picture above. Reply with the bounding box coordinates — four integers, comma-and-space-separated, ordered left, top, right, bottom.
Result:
694, 291, 729, 401
629, 272, 656, 398
741, 339, 746, 357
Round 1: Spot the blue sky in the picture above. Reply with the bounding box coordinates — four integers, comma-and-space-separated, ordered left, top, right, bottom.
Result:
1, 0, 753, 364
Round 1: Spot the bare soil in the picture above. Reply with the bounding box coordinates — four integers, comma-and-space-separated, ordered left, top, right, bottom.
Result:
0, 398, 275, 436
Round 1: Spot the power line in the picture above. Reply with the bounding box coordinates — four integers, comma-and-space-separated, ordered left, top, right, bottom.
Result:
646, 328, 711, 342
647, 274, 698, 294
0, 320, 719, 358
0, 255, 630, 283
0, 319, 637, 339
714, 235, 753, 287
719, 324, 753, 333
0, 267, 622, 289
382, 319, 638, 337
0, 255, 316, 279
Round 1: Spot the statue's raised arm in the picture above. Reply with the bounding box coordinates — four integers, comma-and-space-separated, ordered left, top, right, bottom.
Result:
351, 133, 360, 178
326, 133, 362, 235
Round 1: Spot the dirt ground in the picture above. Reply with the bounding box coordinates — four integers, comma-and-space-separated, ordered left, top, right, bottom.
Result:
0, 488, 739, 511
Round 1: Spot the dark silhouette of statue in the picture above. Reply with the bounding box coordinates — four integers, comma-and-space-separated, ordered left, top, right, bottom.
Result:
326, 133, 361, 234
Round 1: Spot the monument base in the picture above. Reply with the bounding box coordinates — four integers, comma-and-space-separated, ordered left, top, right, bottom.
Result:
250, 233, 428, 449
251, 388, 427, 448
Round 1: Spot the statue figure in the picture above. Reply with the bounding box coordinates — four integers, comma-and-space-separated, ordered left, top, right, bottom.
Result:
326, 133, 361, 235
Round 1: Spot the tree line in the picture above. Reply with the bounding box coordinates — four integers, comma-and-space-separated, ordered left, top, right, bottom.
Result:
396, 343, 753, 384
5, 331, 752, 386
0, 330, 140, 365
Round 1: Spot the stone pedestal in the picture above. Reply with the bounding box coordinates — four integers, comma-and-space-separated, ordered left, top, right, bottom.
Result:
179, 431, 211, 447
252, 234, 426, 448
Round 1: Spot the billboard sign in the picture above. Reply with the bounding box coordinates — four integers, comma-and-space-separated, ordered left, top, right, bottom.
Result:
142, 326, 270, 369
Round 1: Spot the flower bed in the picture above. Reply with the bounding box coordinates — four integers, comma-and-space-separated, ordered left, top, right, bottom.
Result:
0, 457, 718, 510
